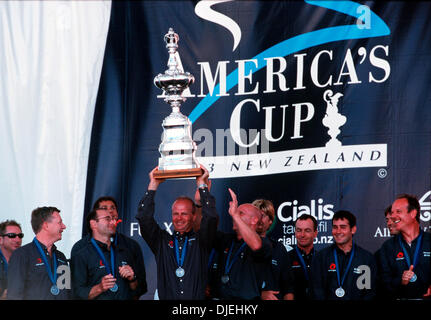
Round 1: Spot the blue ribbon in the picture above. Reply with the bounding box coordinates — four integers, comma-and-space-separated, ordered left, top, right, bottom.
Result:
33, 238, 57, 286
294, 246, 311, 281
174, 236, 188, 268
398, 232, 423, 270
333, 243, 355, 289
224, 241, 247, 275
91, 238, 116, 277
0, 247, 7, 274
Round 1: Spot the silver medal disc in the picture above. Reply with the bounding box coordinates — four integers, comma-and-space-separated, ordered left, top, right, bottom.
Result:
50, 285, 60, 296
176, 267, 185, 278
110, 283, 119, 292
410, 273, 417, 282
221, 275, 229, 284
335, 287, 345, 298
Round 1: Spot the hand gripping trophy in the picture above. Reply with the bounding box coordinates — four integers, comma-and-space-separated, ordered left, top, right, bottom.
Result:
153, 28, 202, 179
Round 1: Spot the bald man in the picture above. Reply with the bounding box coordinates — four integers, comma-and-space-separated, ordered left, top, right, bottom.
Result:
211, 189, 272, 300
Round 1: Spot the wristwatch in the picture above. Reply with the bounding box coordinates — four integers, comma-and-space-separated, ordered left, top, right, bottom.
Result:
198, 183, 208, 189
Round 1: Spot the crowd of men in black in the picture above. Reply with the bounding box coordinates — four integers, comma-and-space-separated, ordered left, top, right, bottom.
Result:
0, 165, 430, 300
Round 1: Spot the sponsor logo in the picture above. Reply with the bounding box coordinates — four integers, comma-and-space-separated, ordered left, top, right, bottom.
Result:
328, 263, 336, 271
277, 198, 334, 223
185, 1, 390, 179
396, 252, 404, 260
419, 190, 431, 221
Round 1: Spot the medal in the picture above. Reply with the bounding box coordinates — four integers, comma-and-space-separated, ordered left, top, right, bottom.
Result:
33, 238, 59, 296
398, 233, 423, 283
174, 237, 188, 278
335, 287, 345, 298
175, 267, 185, 278
221, 275, 230, 284
333, 243, 355, 298
91, 238, 118, 292
110, 283, 119, 292
50, 285, 60, 296
222, 241, 247, 285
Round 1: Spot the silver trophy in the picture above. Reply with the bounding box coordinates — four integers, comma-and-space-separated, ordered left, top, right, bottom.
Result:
153, 28, 202, 179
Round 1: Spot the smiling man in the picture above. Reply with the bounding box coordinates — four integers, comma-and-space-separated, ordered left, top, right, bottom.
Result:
310, 210, 377, 300
377, 194, 431, 300
71, 207, 140, 300
7, 207, 71, 300
70, 196, 147, 299
135, 165, 218, 300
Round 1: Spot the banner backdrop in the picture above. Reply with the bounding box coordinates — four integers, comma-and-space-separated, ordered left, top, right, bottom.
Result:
84, 1, 431, 299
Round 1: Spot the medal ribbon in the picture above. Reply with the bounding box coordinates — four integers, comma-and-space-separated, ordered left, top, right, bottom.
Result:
333, 243, 355, 290
33, 238, 57, 286
91, 238, 116, 277
0, 247, 7, 274
398, 232, 423, 270
295, 246, 311, 281
224, 241, 247, 275
174, 236, 188, 269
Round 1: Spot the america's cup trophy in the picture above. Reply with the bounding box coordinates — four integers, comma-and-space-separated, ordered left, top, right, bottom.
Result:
153, 28, 202, 179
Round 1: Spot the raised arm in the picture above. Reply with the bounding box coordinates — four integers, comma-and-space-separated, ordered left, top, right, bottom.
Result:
228, 188, 262, 251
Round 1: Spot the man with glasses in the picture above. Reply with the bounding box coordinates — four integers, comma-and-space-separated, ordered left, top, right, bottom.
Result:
7, 207, 71, 300
70, 196, 147, 299
0, 220, 23, 299
70, 206, 140, 299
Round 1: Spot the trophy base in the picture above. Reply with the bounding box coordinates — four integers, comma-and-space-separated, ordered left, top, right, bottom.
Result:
153, 167, 203, 179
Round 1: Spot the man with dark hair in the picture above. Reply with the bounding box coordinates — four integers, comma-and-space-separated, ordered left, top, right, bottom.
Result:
7, 207, 71, 300
263, 214, 318, 300
0, 220, 23, 299
384, 205, 398, 236
136, 165, 218, 300
375, 204, 398, 299
71, 196, 147, 299
71, 206, 140, 300
310, 210, 377, 300
377, 194, 431, 299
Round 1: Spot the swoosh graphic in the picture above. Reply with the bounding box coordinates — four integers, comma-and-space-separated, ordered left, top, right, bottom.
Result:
189, 1, 390, 123
195, 0, 241, 52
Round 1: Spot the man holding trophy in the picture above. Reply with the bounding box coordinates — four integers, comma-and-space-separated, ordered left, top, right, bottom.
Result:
135, 165, 218, 299
135, 28, 218, 299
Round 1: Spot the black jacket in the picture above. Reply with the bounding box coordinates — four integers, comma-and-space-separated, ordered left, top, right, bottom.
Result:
135, 187, 218, 300
7, 241, 71, 300
377, 231, 431, 299
310, 242, 377, 300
